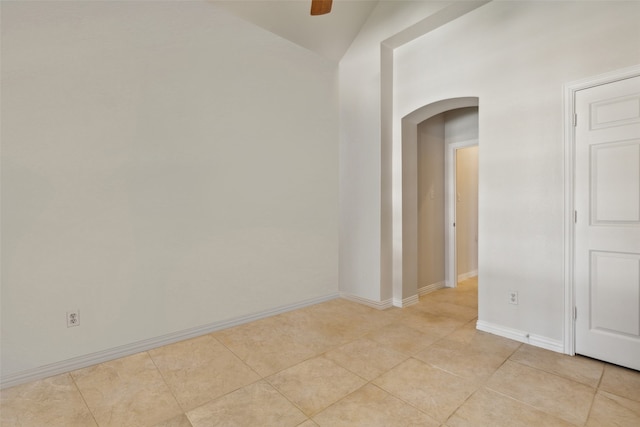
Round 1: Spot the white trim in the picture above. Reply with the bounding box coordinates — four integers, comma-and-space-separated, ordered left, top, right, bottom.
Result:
476, 320, 564, 353
418, 280, 446, 296
457, 270, 478, 282
341, 293, 393, 310
562, 64, 640, 357
393, 294, 419, 308
0, 293, 339, 389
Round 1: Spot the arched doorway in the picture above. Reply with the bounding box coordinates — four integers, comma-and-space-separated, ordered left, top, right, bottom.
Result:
393, 97, 479, 305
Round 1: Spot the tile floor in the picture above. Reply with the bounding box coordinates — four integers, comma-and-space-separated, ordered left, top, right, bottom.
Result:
2, 277, 640, 426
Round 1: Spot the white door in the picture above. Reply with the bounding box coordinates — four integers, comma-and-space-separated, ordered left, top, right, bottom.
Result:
575, 75, 640, 370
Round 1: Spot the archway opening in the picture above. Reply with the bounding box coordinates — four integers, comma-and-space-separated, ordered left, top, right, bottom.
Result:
394, 97, 479, 305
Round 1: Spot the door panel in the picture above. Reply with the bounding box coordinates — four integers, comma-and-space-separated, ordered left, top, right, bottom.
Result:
575, 75, 640, 371
591, 141, 640, 223
590, 94, 640, 130
590, 251, 640, 337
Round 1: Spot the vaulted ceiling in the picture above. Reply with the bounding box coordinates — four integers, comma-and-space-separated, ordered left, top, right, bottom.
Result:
214, 0, 379, 61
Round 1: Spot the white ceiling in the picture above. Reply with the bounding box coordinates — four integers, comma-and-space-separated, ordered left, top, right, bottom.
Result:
213, 0, 379, 61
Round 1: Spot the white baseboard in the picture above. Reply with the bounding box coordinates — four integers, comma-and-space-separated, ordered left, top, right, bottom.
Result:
418, 281, 446, 296
476, 320, 564, 353
340, 292, 393, 310
341, 292, 418, 309
458, 270, 478, 281
1, 292, 340, 389
392, 294, 419, 308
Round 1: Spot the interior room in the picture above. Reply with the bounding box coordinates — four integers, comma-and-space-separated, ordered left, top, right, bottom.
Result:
2, 1, 640, 425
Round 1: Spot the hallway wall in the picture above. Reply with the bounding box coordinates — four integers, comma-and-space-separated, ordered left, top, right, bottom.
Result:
417, 115, 445, 288
417, 108, 478, 289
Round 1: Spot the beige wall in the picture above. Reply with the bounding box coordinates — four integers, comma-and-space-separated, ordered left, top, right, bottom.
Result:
456, 146, 479, 278
417, 115, 445, 288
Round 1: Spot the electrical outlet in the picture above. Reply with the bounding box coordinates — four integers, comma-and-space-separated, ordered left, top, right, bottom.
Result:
508, 291, 518, 305
67, 310, 80, 327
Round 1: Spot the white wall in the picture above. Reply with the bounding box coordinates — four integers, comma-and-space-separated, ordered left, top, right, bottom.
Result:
393, 1, 640, 344
339, 1, 451, 302
445, 107, 479, 145
1, 1, 338, 380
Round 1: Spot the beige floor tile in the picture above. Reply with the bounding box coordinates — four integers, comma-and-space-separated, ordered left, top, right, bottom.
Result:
0, 374, 97, 427
152, 413, 193, 427
415, 322, 521, 381
449, 318, 480, 335
437, 286, 477, 304
71, 352, 182, 427
458, 276, 478, 286
187, 380, 305, 427
447, 388, 575, 427
323, 338, 408, 380
425, 289, 478, 309
214, 315, 319, 377
275, 307, 358, 351
365, 323, 441, 355
396, 310, 467, 337
267, 356, 366, 416
294, 298, 395, 330
509, 344, 603, 387
279, 299, 396, 350
444, 324, 521, 358
411, 299, 478, 322
18, 278, 640, 427
599, 364, 640, 402
486, 360, 595, 426
373, 358, 477, 422
586, 391, 640, 427
313, 383, 440, 427
148, 334, 260, 410
414, 338, 512, 382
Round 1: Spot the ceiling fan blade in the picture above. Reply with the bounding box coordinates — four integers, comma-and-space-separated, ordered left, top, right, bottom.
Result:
310, 0, 332, 16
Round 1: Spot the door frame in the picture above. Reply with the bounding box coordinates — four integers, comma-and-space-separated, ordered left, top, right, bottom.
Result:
445, 139, 478, 288
562, 64, 640, 356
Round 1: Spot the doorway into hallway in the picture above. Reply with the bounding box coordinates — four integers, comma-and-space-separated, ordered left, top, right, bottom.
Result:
416, 107, 478, 296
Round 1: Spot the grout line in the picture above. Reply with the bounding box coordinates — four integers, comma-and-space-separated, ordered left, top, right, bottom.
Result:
209, 333, 265, 381
444, 386, 482, 425
506, 355, 599, 390
584, 387, 599, 426
146, 350, 186, 414
481, 387, 577, 424
595, 363, 606, 390
262, 373, 314, 419
68, 372, 101, 427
